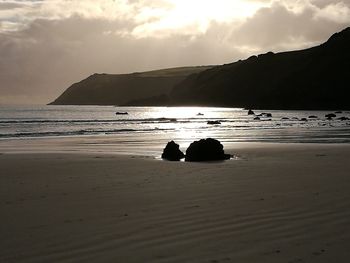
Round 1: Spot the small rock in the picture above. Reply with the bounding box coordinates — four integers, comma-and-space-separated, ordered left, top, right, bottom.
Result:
161, 141, 185, 161
254, 116, 260, 120
308, 115, 318, 119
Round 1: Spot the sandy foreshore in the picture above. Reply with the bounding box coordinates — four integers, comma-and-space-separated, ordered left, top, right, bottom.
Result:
1, 142, 350, 262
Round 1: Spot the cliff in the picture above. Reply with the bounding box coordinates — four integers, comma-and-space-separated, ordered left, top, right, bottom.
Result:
168, 27, 350, 109
49, 66, 213, 105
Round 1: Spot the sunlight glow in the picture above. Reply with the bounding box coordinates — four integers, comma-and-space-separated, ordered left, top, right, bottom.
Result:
133, 0, 269, 37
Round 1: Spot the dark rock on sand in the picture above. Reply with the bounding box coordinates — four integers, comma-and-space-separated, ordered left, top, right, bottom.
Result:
338, 116, 350, 121
185, 138, 231, 162
162, 141, 185, 161
301, 118, 308, 121
116, 112, 128, 115
254, 116, 260, 120
309, 115, 318, 119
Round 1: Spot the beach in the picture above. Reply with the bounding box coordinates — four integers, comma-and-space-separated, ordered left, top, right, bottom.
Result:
2, 4, 350, 263
1, 141, 350, 262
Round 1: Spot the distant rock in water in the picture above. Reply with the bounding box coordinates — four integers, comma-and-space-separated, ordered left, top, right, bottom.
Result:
185, 138, 231, 162
207, 120, 221, 125
325, 113, 336, 118
308, 115, 318, 119
248, 109, 255, 115
116, 111, 128, 115
162, 141, 185, 161
197, 113, 204, 116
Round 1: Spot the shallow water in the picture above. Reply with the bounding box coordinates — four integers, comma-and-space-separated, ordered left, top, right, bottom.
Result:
1, 105, 350, 147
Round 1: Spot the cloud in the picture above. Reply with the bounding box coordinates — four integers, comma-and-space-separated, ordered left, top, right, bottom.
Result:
310, 0, 350, 8
0, 2, 22, 10
315, 1, 350, 23
228, 1, 350, 53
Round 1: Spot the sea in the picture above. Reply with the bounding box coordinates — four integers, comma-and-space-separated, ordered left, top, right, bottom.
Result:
1, 106, 350, 150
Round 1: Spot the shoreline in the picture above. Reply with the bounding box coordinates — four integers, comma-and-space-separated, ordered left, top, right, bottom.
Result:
1, 135, 350, 157
1, 143, 350, 262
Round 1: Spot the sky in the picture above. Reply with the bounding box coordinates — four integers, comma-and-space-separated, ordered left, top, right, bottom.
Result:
0, 0, 349, 105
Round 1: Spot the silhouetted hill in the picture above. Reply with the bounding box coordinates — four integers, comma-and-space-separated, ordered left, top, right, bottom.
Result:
168, 27, 350, 109
49, 66, 213, 105
51, 27, 350, 109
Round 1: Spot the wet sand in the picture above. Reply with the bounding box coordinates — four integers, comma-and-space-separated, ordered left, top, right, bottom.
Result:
1, 143, 350, 262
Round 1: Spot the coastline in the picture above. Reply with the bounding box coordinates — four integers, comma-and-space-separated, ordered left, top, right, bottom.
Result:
1, 140, 350, 262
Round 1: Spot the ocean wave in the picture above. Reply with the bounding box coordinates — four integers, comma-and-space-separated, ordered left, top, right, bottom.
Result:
0, 117, 183, 124
0, 127, 174, 139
